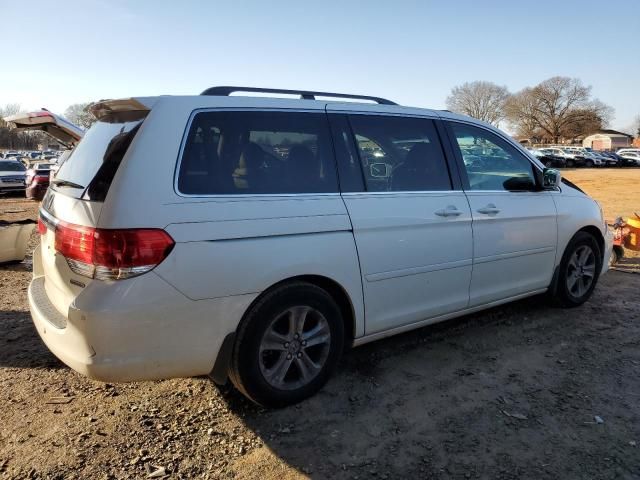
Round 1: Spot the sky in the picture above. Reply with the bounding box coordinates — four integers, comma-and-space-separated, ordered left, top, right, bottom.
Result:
1, 0, 638, 132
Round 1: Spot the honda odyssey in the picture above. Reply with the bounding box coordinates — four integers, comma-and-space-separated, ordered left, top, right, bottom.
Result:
28, 87, 613, 407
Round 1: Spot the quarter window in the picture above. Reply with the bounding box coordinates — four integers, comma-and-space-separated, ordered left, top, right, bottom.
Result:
450, 123, 537, 192
348, 115, 451, 192
177, 111, 338, 195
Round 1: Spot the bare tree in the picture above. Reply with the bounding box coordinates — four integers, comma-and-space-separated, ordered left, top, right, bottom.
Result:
506, 77, 613, 143
631, 115, 640, 137
64, 103, 95, 129
0, 103, 21, 127
446, 81, 510, 126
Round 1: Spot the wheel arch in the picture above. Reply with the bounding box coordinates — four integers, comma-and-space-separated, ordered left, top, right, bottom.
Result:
577, 225, 605, 261
258, 275, 357, 348
210, 274, 358, 385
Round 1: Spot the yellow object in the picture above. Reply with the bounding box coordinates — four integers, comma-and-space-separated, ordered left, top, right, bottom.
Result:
625, 216, 640, 251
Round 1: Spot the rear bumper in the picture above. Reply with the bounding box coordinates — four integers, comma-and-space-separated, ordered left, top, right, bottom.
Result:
29, 263, 256, 382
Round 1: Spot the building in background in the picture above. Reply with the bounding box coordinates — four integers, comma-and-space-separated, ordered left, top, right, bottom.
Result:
582, 130, 633, 151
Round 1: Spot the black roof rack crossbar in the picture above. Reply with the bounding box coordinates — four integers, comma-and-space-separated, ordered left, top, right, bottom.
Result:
200, 86, 397, 105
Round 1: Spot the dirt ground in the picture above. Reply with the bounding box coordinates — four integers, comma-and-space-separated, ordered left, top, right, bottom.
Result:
1, 170, 640, 480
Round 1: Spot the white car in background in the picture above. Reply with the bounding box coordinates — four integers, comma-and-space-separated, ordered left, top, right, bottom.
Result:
0, 159, 27, 194
618, 151, 640, 165
27, 87, 613, 407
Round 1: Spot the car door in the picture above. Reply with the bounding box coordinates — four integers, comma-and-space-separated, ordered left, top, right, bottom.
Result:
445, 121, 557, 307
328, 112, 473, 335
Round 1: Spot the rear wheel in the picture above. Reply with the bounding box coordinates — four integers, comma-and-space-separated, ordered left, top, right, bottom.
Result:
228, 282, 344, 407
585, 159, 594, 168
552, 232, 602, 307
566, 159, 575, 168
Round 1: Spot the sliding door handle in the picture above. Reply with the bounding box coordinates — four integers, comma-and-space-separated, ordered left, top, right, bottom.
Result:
477, 204, 501, 215
435, 206, 463, 217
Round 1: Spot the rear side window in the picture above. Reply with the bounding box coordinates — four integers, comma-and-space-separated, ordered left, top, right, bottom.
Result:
54, 111, 147, 200
177, 111, 338, 195
348, 115, 451, 192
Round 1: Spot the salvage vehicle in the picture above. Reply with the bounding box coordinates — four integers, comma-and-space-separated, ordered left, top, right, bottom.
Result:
618, 151, 640, 166
3, 110, 84, 148
3, 109, 84, 196
0, 159, 27, 194
530, 149, 566, 168
28, 87, 613, 407
25, 162, 53, 200
538, 147, 585, 167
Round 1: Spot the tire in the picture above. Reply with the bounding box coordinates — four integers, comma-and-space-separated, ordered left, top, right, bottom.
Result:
553, 232, 602, 307
228, 281, 345, 407
585, 160, 594, 168
566, 159, 575, 168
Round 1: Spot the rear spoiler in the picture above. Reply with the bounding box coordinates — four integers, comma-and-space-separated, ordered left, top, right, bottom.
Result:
88, 97, 156, 120
3, 110, 84, 148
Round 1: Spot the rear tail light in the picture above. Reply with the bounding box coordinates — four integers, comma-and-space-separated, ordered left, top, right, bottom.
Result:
51, 218, 174, 280
37, 217, 47, 235
33, 174, 49, 183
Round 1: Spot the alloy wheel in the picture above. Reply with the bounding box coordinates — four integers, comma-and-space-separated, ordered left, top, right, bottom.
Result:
258, 306, 331, 390
566, 245, 596, 298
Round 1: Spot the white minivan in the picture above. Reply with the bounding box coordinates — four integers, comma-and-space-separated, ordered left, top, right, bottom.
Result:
29, 87, 612, 407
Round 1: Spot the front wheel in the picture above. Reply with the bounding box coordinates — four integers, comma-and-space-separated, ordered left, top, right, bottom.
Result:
552, 232, 602, 307
228, 282, 344, 407
566, 159, 575, 168
585, 159, 594, 168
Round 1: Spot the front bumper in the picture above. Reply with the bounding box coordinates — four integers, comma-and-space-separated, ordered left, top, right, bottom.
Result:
0, 184, 26, 193
601, 228, 614, 275
29, 248, 256, 382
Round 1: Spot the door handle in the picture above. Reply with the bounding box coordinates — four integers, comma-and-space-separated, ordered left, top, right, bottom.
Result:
435, 205, 463, 217
477, 204, 501, 215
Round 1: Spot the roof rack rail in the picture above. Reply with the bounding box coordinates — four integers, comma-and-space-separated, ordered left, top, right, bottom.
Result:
200, 86, 397, 105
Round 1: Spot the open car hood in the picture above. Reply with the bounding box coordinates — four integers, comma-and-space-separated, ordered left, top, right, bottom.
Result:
3, 110, 84, 148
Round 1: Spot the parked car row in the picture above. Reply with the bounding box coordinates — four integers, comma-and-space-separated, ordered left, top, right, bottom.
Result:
0, 149, 62, 166
0, 110, 85, 200
0, 158, 56, 200
527, 146, 640, 168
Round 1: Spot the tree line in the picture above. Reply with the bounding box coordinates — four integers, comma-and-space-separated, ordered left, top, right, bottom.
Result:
445, 76, 632, 144
0, 102, 94, 150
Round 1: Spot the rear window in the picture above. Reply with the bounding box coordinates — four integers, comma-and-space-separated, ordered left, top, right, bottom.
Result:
177, 111, 338, 195
54, 111, 147, 200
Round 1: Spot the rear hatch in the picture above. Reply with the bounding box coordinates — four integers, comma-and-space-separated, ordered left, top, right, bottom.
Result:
3, 110, 84, 148
34, 99, 172, 319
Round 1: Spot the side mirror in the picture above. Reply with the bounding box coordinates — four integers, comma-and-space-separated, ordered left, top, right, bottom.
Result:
542, 168, 561, 189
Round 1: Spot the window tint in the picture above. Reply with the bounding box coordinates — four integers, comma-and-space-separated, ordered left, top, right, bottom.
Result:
450, 123, 537, 192
178, 111, 337, 195
54, 111, 147, 200
348, 115, 451, 192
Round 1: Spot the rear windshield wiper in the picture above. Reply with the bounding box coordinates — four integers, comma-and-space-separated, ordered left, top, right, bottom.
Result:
52, 179, 84, 189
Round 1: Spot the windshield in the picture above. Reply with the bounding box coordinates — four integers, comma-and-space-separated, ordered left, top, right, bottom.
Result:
0, 161, 26, 172
54, 111, 147, 199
